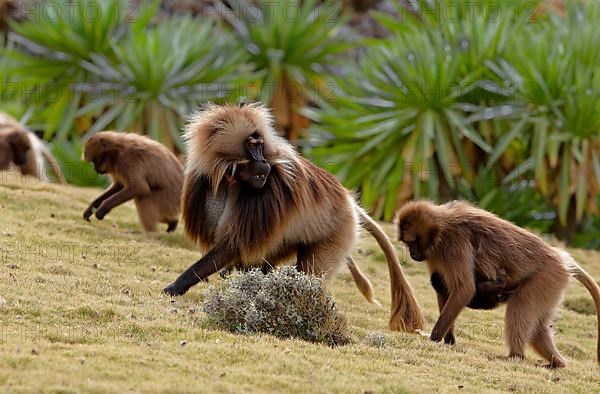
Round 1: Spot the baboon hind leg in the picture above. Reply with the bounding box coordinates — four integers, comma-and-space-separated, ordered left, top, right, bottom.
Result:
346, 256, 377, 304
530, 315, 566, 368
505, 269, 568, 362
135, 198, 159, 232
296, 242, 346, 280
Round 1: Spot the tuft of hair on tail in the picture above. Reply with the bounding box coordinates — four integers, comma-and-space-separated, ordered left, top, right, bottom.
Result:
557, 248, 600, 364
357, 207, 424, 332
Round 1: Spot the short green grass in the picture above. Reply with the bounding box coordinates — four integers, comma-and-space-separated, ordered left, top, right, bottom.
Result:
0, 173, 599, 393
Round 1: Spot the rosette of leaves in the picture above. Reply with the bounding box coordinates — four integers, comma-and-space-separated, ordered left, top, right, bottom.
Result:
218, 0, 351, 140
484, 0, 600, 240
304, 0, 527, 219
77, 16, 258, 151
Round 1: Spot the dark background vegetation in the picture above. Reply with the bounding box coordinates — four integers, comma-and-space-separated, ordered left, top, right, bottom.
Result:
0, 0, 598, 247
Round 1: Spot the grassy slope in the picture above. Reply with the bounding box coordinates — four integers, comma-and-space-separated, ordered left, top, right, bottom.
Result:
0, 173, 599, 393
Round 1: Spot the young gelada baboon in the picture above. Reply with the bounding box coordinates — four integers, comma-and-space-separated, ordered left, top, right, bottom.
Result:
83, 131, 183, 232
431, 267, 517, 313
0, 113, 65, 183
396, 200, 600, 367
163, 102, 424, 332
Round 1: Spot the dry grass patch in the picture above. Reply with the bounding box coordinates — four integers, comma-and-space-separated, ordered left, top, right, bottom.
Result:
0, 173, 599, 392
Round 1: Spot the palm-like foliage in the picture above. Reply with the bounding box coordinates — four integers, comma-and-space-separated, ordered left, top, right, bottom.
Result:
305, 0, 525, 219
307, 0, 599, 241
307, 33, 481, 219
220, 0, 350, 139
2, 0, 256, 152
486, 0, 600, 233
376, 0, 524, 69
0, 39, 25, 117
2, 0, 149, 139
78, 17, 257, 150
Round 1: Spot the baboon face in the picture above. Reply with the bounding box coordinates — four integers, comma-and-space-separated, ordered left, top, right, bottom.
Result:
83, 136, 112, 175
195, 104, 279, 190
396, 204, 439, 262
235, 132, 271, 189
1, 130, 31, 166
0, 138, 12, 169
398, 220, 428, 261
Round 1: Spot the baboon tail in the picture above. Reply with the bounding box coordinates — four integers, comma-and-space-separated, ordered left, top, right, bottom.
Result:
346, 256, 379, 305
559, 249, 600, 364
357, 206, 424, 332
38, 141, 65, 184
26, 132, 65, 184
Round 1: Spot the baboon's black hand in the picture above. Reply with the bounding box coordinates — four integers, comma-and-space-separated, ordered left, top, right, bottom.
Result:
83, 207, 94, 221
163, 282, 188, 296
430, 330, 445, 342
166, 246, 236, 294
95, 207, 108, 220
444, 332, 456, 345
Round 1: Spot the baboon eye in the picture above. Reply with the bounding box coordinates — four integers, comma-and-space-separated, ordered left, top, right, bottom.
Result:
247, 131, 263, 144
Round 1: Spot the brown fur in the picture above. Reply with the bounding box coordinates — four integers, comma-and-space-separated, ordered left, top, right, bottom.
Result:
83, 131, 183, 232
0, 113, 65, 183
166, 102, 423, 332
396, 200, 600, 367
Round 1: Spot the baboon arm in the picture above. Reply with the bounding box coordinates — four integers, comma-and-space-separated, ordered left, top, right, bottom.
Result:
164, 245, 238, 296
84, 183, 123, 221
430, 284, 475, 342
95, 186, 141, 218
436, 293, 456, 345
430, 240, 475, 342
436, 292, 447, 312
90, 183, 123, 208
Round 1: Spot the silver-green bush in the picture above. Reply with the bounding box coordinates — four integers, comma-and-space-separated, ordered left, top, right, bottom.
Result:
202, 266, 350, 346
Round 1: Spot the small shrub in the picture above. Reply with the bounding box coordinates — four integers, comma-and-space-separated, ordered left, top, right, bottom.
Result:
365, 331, 387, 348
202, 266, 350, 346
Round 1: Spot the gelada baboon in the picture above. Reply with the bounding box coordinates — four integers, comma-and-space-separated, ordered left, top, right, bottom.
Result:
83, 131, 184, 232
163, 102, 423, 332
396, 200, 600, 367
0, 113, 65, 183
